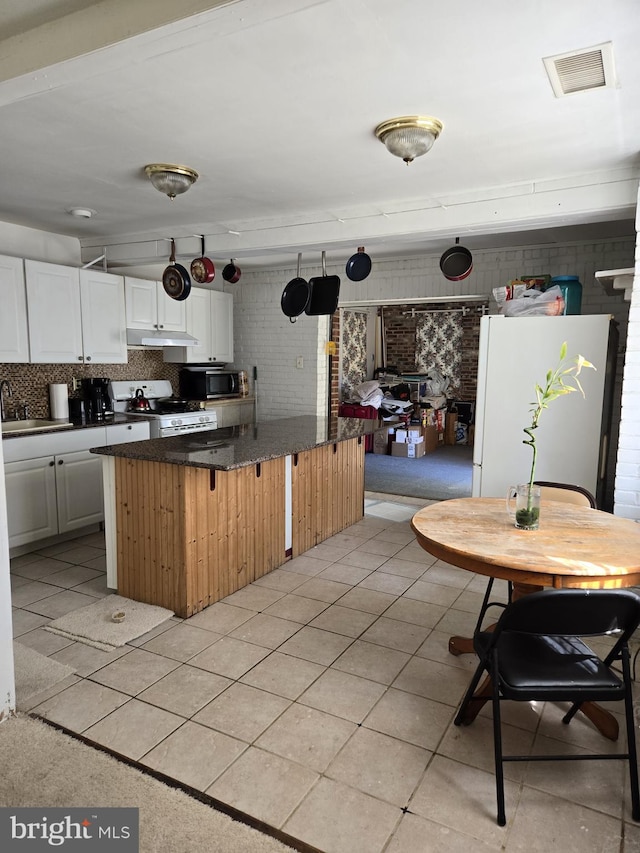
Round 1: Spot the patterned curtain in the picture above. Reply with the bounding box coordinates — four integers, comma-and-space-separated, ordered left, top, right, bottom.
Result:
415, 312, 462, 392
341, 311, 368, 400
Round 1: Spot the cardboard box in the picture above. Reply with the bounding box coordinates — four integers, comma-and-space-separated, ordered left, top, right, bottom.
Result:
394, 429, 407, 443
373, 425, 395, 454
422, 424, 440, 453
391, 438, 426, 458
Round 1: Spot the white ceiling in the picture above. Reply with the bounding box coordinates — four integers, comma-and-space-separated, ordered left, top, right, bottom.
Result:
0, 0, 638, 270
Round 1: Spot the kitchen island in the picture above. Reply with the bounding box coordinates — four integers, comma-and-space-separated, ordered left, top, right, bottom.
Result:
92, 416, 377, 617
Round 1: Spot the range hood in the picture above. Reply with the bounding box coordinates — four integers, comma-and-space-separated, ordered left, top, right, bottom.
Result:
126, 328, 199, 347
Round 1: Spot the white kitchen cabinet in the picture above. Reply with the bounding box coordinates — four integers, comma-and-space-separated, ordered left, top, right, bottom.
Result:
164, 287, 233, 364
214, 399, 255, 428
6, 449, 103, 546
5, 457, 58, 547
55, 449, 104, 533
210, 290, 234, 363
125, 277, 186, 332
4, 419, 150, 549
80, 269, 127, 363
105, 422, 150, 444
25, 260, 83, 363
25, 260, 126, 364
0, 254, 29, 363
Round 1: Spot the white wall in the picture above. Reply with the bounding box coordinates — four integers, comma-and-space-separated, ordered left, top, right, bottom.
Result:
0, 422, 15, 719
0, 222, 80, 266
613, 189, 640, 520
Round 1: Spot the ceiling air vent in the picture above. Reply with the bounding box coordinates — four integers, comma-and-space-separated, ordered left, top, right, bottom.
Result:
543, 42, 616, 97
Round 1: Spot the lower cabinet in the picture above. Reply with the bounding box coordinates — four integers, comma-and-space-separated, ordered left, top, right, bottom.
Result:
6, 450, 104, 548
4, 420, 150, 549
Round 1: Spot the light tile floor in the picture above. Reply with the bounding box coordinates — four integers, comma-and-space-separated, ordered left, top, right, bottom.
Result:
10, 494, 640, 853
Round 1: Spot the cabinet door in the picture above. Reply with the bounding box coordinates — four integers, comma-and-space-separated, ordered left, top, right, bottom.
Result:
0, 255, 29, 362
125, 277, 157, 329
80, 270, 127, 363
55, 450, 104, 533
5, 457, 57, 548
183, 287, 213, 362
25, 260, 83, 363
105, 421, 150, 444
157, 282, 187, 332
210, 290, 234, 363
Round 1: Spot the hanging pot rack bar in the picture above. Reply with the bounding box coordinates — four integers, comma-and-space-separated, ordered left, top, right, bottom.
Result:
402, 304, 489, 317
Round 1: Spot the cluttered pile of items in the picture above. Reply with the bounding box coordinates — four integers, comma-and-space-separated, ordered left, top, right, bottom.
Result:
493, 274, 583, 316
339, 368, 474, 458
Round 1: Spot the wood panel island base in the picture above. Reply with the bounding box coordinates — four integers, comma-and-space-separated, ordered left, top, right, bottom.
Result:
94, 417, 373, 618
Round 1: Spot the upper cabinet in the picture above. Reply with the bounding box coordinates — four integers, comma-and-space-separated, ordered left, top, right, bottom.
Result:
0, 254, 30, 362
25, 260, 127, 364
125, 277, 186, 332
164, 288, 234, 364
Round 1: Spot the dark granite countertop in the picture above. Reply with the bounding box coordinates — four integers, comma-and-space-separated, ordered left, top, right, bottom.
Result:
2, 413, 146, 440
91, 415, 378, 471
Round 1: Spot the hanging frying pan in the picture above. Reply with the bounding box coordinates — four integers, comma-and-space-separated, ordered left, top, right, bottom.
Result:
305, 251, 341, 315
222, 259, 242, 283
163, 239, 192, 300
281, 253, 310, 323
439, 237, 473, 281
190, 235, 215, 284
345, 246, 372, 282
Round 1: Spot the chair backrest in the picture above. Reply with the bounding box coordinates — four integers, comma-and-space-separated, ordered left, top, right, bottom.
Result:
533, 481, 596, 508
495, 589, 640, 640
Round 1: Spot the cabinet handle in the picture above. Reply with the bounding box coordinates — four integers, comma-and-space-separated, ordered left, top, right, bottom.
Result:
49, 460, 55, 467
86, 356, 92, 361
57, 459, 63, 465
159, 324, 164, 329
127, 425, 132, 430
78, 356, 83, 361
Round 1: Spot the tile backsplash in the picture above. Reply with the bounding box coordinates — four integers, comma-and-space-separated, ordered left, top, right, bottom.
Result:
0, 350, 181, 420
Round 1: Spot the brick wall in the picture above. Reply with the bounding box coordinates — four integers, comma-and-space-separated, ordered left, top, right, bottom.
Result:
381, 301, 486, 401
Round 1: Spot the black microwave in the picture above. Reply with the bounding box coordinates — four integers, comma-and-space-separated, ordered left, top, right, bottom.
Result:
179, 368, 240, 399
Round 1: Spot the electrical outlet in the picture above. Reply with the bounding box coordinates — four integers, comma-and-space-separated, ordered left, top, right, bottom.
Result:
296, 356, 304, 369
72, 377, 79, 391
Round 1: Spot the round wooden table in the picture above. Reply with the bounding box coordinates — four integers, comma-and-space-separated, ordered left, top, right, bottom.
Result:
411, 497, 640, 740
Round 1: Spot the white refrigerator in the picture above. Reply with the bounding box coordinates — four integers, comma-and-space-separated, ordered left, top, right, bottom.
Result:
472, 314, 612, 501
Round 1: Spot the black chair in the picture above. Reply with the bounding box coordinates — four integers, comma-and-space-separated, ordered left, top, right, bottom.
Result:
454, 588, 640, 826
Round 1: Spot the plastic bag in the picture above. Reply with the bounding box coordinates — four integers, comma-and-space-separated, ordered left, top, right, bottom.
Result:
352, 380, 383, 408
421, 367, 450, 395
500, 285, 565, 317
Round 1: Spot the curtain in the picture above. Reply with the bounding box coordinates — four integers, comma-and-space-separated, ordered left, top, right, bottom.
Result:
341, 311, 368, 400
415, 312, 462, 392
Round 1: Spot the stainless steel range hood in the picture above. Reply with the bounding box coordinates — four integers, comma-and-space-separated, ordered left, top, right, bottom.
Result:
126, 329, 199, 347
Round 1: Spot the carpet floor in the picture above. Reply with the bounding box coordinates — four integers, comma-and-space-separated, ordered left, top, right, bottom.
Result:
0, 715, 298, 853
364, 445, 473, 500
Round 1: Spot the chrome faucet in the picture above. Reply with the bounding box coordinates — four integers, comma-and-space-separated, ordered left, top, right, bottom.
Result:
0, 379, 12, 421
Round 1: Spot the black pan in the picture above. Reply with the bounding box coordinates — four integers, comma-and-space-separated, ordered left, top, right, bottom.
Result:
163, 239, 192, 300
346, 246, 372, 282
281, 253, 310, 323
440, 237, 473, 281
306, 251, 340, 315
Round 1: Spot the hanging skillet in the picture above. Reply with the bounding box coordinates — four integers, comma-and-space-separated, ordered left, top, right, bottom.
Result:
281, 253, 310, 323
306, 251, 341, 315
190, 235, 215, 284
163, 239, 192, 300
222, 259, 242, 283
345, 246, 372, 282
440, 237, 473, 282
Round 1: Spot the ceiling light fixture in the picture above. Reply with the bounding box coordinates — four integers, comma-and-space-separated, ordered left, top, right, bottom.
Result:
374, 115, 443, 164
144, 163, 199, 199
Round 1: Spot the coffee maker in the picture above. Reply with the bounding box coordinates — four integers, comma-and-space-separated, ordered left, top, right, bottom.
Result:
81, 378, 113, 422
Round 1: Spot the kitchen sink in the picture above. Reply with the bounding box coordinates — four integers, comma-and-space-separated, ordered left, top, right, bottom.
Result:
1, 419, 74, 435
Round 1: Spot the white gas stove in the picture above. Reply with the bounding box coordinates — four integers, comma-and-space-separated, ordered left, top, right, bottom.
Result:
109, 379, 217, 438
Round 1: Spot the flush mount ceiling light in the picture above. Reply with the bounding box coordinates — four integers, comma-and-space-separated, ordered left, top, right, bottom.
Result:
67, 207, 96, 218
374, 115, 443, 164
144, 163, 199, 199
